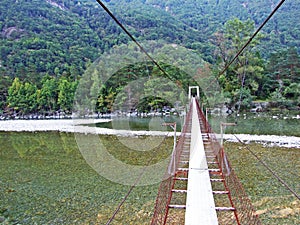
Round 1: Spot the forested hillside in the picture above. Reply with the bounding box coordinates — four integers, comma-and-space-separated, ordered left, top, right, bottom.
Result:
0, 0, 205, 80
146, 0, 300, 56
0, 0, 299, 116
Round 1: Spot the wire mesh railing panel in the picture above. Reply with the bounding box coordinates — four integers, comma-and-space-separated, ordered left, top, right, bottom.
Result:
224, 169, 261, 225
217, 211, 238, 225
151, 176, 173, 225
196, 99, 261, 225
151, 103, 192, 225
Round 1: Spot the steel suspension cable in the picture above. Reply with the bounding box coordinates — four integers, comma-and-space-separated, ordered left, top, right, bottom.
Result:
218, 0, 286, 77
95, 0, 172, 81
92, 2, 177, 223
233, 134, 300, 200
204, 0, 286, 93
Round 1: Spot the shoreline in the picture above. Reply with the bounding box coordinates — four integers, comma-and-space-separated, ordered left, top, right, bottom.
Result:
0, 119, 174, 136
0, 119, 299, 148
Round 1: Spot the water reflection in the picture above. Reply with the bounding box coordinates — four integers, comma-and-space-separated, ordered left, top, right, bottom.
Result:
89, 111, 300, 137
94, 116, 183, 132
6, 132, 78, 158
210, 111, 300, 137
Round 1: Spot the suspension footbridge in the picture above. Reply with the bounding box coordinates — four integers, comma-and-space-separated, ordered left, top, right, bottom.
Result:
92, 1, 294, 224
151, 87, 261, 225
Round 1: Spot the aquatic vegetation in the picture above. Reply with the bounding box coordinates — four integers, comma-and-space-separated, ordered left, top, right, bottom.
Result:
224, 142, 300, 224
0, 132, 167, 224
0, 132, 298, 224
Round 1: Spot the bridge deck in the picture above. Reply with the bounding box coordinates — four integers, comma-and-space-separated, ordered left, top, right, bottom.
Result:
151, 94, 260, 225
185, 98, 218, 224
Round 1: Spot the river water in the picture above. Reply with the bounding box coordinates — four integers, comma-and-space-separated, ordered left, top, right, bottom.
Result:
0, 111, 299, 224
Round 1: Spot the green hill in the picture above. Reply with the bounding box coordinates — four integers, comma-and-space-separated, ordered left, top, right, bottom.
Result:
0, 0, 204, 81
0, 0, 299, 114
146, 0, 300, 57
1, 0, 299, 79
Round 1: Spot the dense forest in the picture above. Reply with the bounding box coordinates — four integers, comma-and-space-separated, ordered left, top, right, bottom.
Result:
0, 0, 299, 117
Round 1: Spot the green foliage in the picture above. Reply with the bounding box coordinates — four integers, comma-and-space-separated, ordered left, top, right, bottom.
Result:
71, 41, 202, 114
213, 18, 264, 107
147, 0, 300, 57
0, 75, 11, 112
6, 78, 38, 114
284, 83, 300, 99
7, 78, 24, 112
38, 75, 58, 113
1, 0, 300, 113
0, 0, 205, 81
0, 0, 99, 81
57, 77, 78, 113
6, 75, 78, 116
264, 47, 300, 107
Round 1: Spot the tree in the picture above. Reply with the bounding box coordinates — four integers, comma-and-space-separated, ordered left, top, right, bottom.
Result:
57, 77, 78, 113
38, 75, 58, 113
7, 77, 23, 113
213, 18, 264, 108
7, 78, 37, 115
23, 82, 38, 114
265, 47, 300, 101
0, 75, 11, 112
284, 83, 300, 100
143, 77, 181, 110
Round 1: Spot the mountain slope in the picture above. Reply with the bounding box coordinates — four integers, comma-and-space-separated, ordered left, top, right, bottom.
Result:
0, 0, 102, 80
0, 0, 206, 81
145, 0, 300, 56
0, 0, 299, 113
1, 0, 299, 81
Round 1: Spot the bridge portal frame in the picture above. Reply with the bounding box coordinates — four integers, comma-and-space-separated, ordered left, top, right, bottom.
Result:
188, 86, 200, 99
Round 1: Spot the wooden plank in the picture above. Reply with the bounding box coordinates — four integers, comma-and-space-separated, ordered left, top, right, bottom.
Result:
215, 207, 236, 211
169, 204, 186, 209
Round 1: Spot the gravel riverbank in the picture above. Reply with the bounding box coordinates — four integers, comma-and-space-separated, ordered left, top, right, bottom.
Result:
0, 119, 299, 148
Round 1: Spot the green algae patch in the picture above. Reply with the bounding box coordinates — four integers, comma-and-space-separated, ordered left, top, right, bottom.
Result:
224, 142, 300, 224
0, 132, 164, 224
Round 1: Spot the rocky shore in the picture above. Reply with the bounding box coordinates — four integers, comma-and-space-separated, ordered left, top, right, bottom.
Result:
0, 119, 299, 148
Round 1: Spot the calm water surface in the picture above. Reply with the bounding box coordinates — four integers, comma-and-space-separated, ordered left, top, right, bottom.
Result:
94, 111, 300, 136
1, 111, 299, 224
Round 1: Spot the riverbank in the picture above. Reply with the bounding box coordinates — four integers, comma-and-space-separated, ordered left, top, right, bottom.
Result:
223, 134, 300, 148
0, 119, 173, 136
0, 119, 299, 148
